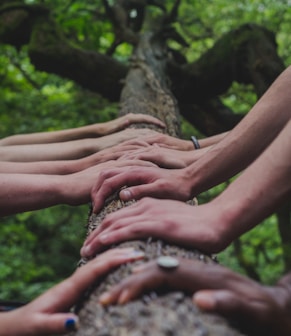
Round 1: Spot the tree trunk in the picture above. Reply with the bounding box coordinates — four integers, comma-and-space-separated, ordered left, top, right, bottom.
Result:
71, 32, 245, 336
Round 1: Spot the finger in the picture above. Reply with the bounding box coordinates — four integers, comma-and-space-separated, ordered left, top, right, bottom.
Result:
90, 195, 145, 241
193, 289, 268, 321
118, 159, 157, 168
99, 263, 165, 305
92, 168, 150, 213
121, 139, 151, 148
98, 223, 146, 247
91, 172, 125, 213
83, 202, 145, 249
33, 313, 80, 335
119, 181, 165, 201
126, 114, 165, 128
83, 222, 148, 257
33, 248, 144, 312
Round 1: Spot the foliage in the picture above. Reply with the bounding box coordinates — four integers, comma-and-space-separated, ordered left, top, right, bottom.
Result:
1, 0, 290, 300
0, 44, 118, 301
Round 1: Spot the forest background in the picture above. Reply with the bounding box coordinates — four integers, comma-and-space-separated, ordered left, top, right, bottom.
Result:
0, 0, 290, 302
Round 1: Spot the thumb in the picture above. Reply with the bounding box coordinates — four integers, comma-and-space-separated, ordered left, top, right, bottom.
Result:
36, 313, 79, 335
119, 184, 155, 201
119, 188, 134, 201
193, 290, 243, 315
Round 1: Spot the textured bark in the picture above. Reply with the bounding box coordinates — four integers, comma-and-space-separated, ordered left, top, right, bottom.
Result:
70, 32, 246, 336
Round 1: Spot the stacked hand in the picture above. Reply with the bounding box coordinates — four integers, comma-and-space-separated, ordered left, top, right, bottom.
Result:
98, 258, 291, 336
81, 198, 230, 258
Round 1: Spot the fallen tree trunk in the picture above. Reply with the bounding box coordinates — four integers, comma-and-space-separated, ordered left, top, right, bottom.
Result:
71, 32, 246, 336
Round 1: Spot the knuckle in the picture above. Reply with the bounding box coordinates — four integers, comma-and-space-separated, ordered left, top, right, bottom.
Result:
99, 170, 109, 180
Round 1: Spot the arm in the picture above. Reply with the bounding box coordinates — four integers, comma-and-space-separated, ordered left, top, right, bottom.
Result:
98, 259, 291, 336
118, 131, 224, 151
0, 143, 149, 174
0, 248, 144, 336
0, 113, 165, 146
84, 119, 291, 257
120, 145, 210, 168
0, 128, 160, 162
198, 131, 228, 148
91, 66, 291, 210
0, 159, 157, 216
0, 173, 67, 216
185, 66, 291, 196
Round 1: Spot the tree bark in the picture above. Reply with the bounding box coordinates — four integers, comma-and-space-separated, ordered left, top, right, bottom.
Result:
71, 32, 245, 336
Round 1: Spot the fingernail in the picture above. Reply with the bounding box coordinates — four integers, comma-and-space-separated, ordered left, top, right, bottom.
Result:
65, 317, 79, 331
193, 292, 216, 310
99, 234, 108, 243
120, 189, 132, 201
132, 264, 146, 273
99, 292, 112, 305
81, 245, 92, 257
128, 250, 145, 258
118, 289, 129, 304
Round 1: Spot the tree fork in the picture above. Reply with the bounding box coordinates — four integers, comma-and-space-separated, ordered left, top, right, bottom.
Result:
71, 33, 245, 336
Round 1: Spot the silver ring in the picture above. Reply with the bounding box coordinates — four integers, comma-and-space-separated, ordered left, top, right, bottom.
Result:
157, 256, 179, 270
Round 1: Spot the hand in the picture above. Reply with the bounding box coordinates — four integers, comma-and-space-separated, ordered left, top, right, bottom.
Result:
99, 113, 165, 135
0, 248, 144, 336
119, 144, 208, 168
82, 141, 152, 169
90, 165, 192, 213
98, 258, 291, 336
120, 145, 191, 168
97, 128, 165, 151
117, 132, 192, 151
64, 159, 158, 206
81, 198, 227, 258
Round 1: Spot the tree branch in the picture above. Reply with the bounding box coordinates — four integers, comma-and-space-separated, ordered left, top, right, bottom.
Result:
179, 98, 244, 136
0, 2, 128, 101
169, 23, 285, 104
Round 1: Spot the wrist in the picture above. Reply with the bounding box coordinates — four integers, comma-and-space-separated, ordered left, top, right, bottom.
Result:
95, 123, 108, 136
203, 200, 238, 252
205, 197, 244, 249
183, 163, 204, 197
55, 175, 75, 205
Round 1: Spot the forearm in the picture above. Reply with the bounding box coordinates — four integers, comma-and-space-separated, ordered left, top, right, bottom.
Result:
0, 139, 95, 162
0, 124, 100, 146
198, 131, 228, 148
0, 173, 69, 216
0, 160, 85, 175
0, 311, 19, 336
186, 66, 291, 195
183, 146, 212, 166
210, 119, 291, 244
